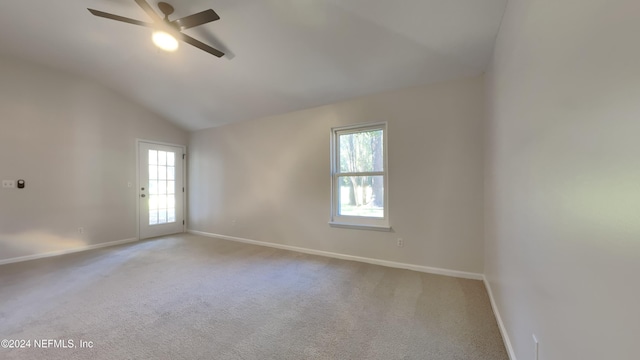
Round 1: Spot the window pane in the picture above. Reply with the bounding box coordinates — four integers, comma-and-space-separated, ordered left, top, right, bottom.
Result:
149, 150, 158, 165
337, 176, 384, 218
158, 209, 167, 224
149, 195, 159, 210
149, 210, 158, 225
149, 180, 158, 195
158, 166, 167, 180
158, 151, 167, 166
167, 208, 176, 223
168, 196, 175, 208
149, 165, 158, 180
158, 181, 167, 195
167, 181, 175, 195
159, 195, 168, 209
338, 129, 384, 173
167, 152, 175, 166
167, 166, 175, 180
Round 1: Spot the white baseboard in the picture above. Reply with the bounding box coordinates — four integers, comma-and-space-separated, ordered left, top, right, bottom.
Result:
187, 229, 483, 280
0, 237, 139, 266
483, 275, 517, 360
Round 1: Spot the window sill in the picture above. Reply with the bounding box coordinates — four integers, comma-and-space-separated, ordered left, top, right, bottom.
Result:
328, 222, 392, 232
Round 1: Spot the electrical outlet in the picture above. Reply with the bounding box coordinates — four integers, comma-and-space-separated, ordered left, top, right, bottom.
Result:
533, 334, 539, 360
2, 180, 15, 188
78, 227, 84, 234
397, 238, 404, 247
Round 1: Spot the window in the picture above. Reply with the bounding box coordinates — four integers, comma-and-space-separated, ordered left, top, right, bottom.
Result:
330, 123, 389, 230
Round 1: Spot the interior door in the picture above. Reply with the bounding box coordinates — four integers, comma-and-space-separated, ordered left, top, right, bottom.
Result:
138, 141, 185, 239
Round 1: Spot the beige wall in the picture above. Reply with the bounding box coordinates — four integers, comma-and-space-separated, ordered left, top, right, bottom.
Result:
0, 57, 188, 261
189, 76, 485, 274
485, 0, 640, 359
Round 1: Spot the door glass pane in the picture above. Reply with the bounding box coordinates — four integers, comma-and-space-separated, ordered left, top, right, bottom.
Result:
149, 165, 158, 180
338, 129, 384, 173
149, 150, 158, 165
158, 166, 167, 180
167, 208, 176, 223
337, 175, 384, 218
159, 195, 167, 209
158, 181, 167, 195
167, 181, 175, 194
158, 209, 167, 223
167, 152, 175, 166
149, 180, 158, 195
149, 210, 158, 225
167, 166, 175, 180
149, 195, 159, 210
158, 151, 167, 166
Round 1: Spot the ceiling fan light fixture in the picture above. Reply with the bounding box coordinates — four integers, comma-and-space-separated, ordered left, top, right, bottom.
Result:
152, 30, 179, 52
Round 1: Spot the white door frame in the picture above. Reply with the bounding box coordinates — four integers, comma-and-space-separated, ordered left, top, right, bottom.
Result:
136, 138, 187, 240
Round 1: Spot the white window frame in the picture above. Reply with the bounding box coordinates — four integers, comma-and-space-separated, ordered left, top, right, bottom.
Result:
329, 122, 390, 231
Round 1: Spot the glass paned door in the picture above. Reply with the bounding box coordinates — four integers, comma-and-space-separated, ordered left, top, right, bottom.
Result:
139, 142, 184, 239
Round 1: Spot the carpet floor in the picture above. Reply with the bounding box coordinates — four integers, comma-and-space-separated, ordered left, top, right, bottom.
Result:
0, 234, 508, 359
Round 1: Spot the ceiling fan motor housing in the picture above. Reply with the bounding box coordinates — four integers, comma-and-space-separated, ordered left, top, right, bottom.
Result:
158, 2, 174, 18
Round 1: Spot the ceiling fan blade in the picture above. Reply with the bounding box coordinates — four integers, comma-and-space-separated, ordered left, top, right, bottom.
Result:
171, 9, 220, 30
180, 34, 225, 57
88, 9, 153, 27
134, 0, 162, 23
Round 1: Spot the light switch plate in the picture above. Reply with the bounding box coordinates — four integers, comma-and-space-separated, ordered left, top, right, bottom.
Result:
2, 180, 15, 188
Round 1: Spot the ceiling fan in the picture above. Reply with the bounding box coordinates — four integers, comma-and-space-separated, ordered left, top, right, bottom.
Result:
88, 0, 224, 57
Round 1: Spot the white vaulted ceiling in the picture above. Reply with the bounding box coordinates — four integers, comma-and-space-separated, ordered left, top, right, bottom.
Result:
0, 0, 507, 130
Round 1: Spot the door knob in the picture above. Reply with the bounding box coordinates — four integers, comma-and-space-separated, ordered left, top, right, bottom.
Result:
141, 194, 146, 198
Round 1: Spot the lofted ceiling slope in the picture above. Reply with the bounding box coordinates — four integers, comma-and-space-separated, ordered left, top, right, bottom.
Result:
0, 0, 507, 131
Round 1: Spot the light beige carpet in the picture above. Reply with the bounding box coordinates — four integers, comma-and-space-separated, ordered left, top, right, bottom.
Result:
0, 234, 508, 359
